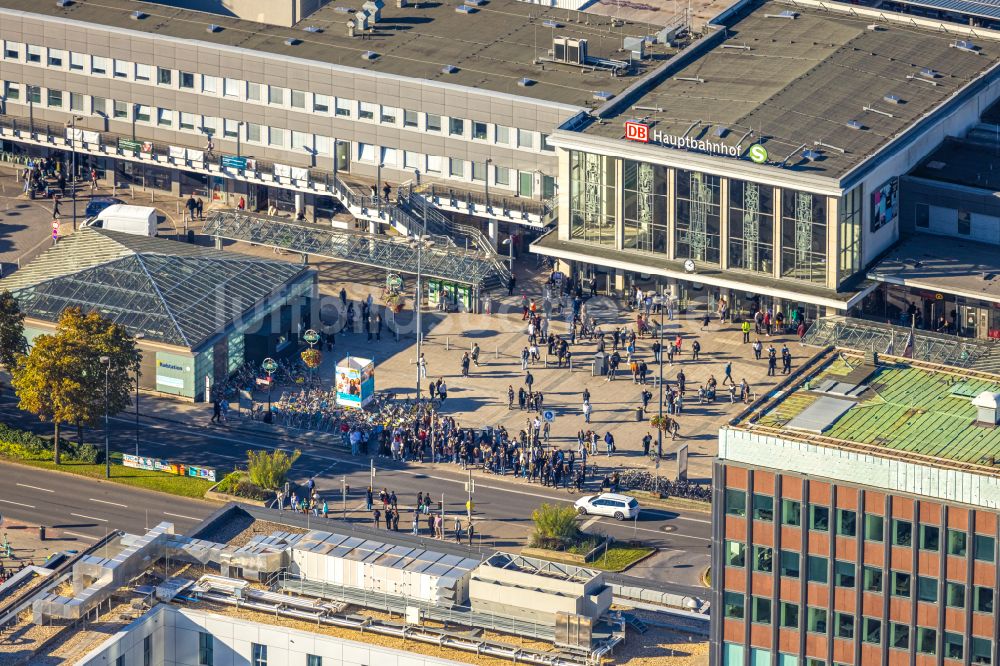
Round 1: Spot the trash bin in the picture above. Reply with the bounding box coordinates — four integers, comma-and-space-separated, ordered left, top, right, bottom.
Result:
187, 229, 195, 243
592, 352, 607, 377
635, 407, 643, 422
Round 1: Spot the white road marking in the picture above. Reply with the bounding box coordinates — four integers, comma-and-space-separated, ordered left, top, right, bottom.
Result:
16, 483, 54, 493
163, 512, 200, 521
90, 498, 128, 508
580, 516, 601, 531
0, 499, 35, 508
70, 513, 108, 523
63, 531, 98, 541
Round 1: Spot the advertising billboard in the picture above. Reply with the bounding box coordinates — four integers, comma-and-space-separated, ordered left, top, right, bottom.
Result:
871, 177, 898, 232
336, 356, 375, 408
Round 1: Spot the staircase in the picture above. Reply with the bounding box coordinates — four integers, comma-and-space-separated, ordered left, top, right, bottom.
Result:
621, 612, 648, 634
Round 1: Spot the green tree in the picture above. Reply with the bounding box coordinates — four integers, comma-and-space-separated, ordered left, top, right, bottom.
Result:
11, 308, 141, 464
0, 290, 27, 371
247, 448, 301, 490
530, 503, 582, 550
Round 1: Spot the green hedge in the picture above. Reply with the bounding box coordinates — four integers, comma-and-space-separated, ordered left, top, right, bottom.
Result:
0, 423, 101, 463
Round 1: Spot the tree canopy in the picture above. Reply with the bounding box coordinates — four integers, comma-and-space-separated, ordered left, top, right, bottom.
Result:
0, 290, 27, 371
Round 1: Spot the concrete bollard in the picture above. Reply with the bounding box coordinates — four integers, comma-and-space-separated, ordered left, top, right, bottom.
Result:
495, 346, 499, 359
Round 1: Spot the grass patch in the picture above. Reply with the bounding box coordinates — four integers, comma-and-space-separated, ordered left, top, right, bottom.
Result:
5, 452, 213, 499
587, 544, 654, 572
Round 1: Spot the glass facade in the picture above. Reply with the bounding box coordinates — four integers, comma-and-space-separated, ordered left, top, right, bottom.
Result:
781, 189, 827, 284
569, 151, 616, 245
839, 185, 863, 283
728, 178, 774, 274
675, 169, 721, 264
623, 160, 667, 254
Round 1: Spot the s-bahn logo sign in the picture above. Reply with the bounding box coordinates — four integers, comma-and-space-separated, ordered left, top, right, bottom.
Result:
624, 121, 769, 163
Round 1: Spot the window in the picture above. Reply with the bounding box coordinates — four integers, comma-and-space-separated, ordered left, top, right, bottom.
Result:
143, 635, 152, 666
495, 166, 510, 187
3, 81, 19, 101
835, 613, 854, 639
398, 109, 417, 127
198, 75, 218, 94
893, 519, 912, 547
920, 525, 940, 551
449, 117, 464, 136
779, 550, 799, 578
246, 123, 261, 142
47, 49, 65, 67
946, 582, 966, 608
46, 89, 63, 108
134, 105, 150, 122
807, 555, 827, 584
91, 96, 106, 116
113, 100, 128, 119
403, 151, 421, 170
179, 112, 196, 130
314, 94, 330, 113
473, 121, 488, 140
198, 632, 213, 666
834, 561, 855, 588
975, 586, 994, 613
806, 607, 826, 633
251, 643, 267, 666
723, 592, 744, 619
472, 161, 486, 182
380, 106, 397, 124
180, 71, 195, 89
290, 89, 306, 109
810, 505, 829, 531
944, 632, 963, 661
69, 52, 85, 71
917, 576, 938, 603
358, 143, 375, 163
307, 657, 322, 666
247, 82, 261, 101
725, 490, 746, 516
91, 56, 108, 75
292, 131, 313, 152
862, 618, 881, 645
862, 566, 882, 593
117, 656, 124, 666
496, 124, 510, 144
751, 597, 771, 624
420, 113, 440, 132
333, 98, 350, 117
266, 86, 285, 106
26, 85, 40, 104
268, 127, 285, 147
315, 136, 331, 156
753, 546, 773, 573
359, 101, 375, 120
917, 628, 937, 655
542, 133, 555, 152
426, 155, 442, 173
914, 202, 929, 228
517, 128, 534, 148
958, 209, 971, 235
201, 116, 218, 136
157, 108, 171, 127
837, 509, 856, 536
135, 63, 151, 81
971, 637, 992, 665
781, 500, 801, 526
865, 514, 884, 541
890, 623, 909, 650
3, 42, 21, 59
69, 92, 84, 112
948, 530, 967, 557
157, 67, 172, 85
751, 494, 773, 521
26, 45, 42, 63
113, 59, 128, 78
892, 571, 911, 597
975, 534, 995, 562
449, 158, 464, 178
222, 78, 241, 99
223, 119, 239, 138
780, 602, 799, 629
781, 189, 827, 283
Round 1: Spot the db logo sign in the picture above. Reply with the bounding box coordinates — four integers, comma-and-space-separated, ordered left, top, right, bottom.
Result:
624, 121, 649, 143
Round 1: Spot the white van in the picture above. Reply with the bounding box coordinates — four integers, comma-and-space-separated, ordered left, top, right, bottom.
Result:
86, 204, 158, 237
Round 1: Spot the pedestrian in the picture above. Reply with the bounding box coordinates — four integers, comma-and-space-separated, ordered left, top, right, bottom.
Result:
741, 319, 751, 343
52, 196, 61, 219
642, 432, 652, 457
582, 399, 592, 423
210, 398, 222, 423
641, 389, 652, 410
723, 361, 734, 386
383, 182, 391, 202
471, 343, 480, 367
237, 196, 246, 210
768, 348, 777, 376
797, 321, 807, 343
454, 516, 463, 542
418, 353, 427, 379
373, 508, 381, 529
507, 385, 515, 409
366, 486, 373, 511
467, 518, 475, 546
677, 369, 686, 394
322, 499, 329, 519
525, 370, 534, 392
604, 431, 615, 457
692, 340, 701, 361
185, 194, 197, 223
461, 352, 471, 377
412, 511, 420, 535
753, 339, 763, 360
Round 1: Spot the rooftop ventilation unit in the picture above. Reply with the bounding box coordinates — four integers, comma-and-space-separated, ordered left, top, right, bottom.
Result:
465, 0, 487, 6
593, 91, 613, 101
206, 24, 221, 33
334, 6, 352, 12
284, 37, 300, 45
721, 43, 751, 51
802, 149, 821, 161
517, 77, 535, 87
553, 37, 589, 64
441, 64, 458, 74
542, 19, 561, 28
972, 392, 1000, 426
866, 23, 886, 31
846, 120, 864, 130
303, 26, 322, 32
919, 67, 939, 79
674, 76, 705, 83
130, 10, 146, 19
624, 36, 646, 59
883, 94, 901, 104
361, 50, 378, 60
765, 9, 798, 18
362, 0, 383, 21
56, 0, 72, 7
952, 39, 978, 53
713, 126, 728, 138
455, 4, 476, 13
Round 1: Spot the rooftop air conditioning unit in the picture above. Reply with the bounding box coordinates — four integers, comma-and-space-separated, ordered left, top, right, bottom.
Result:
553, 37, 588, 64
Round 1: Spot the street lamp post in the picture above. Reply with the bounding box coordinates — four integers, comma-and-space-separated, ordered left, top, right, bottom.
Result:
303, 329, 320, 385
262, 357, 278, 422
657, 285, 665, 462
100, 355, 111, 478
134, 332, 144, 457
65, 115, 83, 231
132, 104, 138, 142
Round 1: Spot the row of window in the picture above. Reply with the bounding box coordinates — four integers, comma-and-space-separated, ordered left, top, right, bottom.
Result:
2, 81, 543, 192
722, 596, 992, 660
725, 489, 996, 560
724, 541, 994, 611
0, 40, 554, 153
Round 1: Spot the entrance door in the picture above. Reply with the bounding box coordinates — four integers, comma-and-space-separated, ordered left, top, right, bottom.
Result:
518, 171, 533, 198
335, 141, 351, 173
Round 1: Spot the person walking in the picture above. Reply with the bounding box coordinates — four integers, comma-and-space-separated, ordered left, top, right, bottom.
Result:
525, 370, 534, 393
466, 518, 475, 546
641, 389, 652, 410
582, 399, 592, 424
471, 343, 480, 367
722, 361, 735, 386
184, 194, 197, 224
652, 339, 661, 363
461, 352, 471, 377
373, 508, 382, 529
767, 347, 777, 376
418, 353, 427, 379
692, 340, 701, 361
210, 398, 222, 423
753, 339, 763, 360
604, 431, 615, 457
741, 319, 751, 343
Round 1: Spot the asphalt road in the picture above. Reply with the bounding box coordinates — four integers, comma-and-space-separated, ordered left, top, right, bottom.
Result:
0, 397, 711, 586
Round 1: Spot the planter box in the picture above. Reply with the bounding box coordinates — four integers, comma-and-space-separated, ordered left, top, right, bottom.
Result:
522, 536, 612, 565
205, 482, 272, 507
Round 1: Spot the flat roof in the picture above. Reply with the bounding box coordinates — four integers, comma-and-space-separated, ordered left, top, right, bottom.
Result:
909, 136, 1000, 191
868, 233, 1000, 304
581, 0, 1000, 178
0, 0, 673, 108
739, 351, 1000, 472
884, 0, 1000, 23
